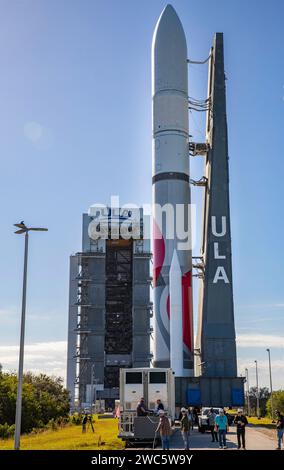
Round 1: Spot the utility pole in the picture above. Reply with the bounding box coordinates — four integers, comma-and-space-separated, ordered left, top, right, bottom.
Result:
254, 360, 260, 418
245, 368, 250, 416
266, 349, 274, 420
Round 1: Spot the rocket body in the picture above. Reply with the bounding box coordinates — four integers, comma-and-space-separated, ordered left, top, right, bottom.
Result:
169, 250, 184, 376
152, 5, 194, 375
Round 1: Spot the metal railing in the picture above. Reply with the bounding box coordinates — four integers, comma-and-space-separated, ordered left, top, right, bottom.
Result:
119, 411, 136, 436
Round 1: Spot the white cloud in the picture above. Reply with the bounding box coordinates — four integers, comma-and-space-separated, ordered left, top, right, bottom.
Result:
236, 334, 284, 389
236, 303, 284, 310
238, 358, 284, 390
0, 341, 67, 382
1, 336, 283, 390
237, 333, 284, 348
237, 317, 277, 325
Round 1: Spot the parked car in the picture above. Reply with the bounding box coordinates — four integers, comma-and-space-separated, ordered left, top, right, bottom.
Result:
198, 407, 223, 433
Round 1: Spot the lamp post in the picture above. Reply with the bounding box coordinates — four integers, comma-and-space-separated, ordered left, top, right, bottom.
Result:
254, 360, 260, 419
245, 368, 250, 416
14, 222, 48, 450
266, 348, 274, 420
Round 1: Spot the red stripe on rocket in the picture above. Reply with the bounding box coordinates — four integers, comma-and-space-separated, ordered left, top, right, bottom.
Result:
169, 251, 193, 376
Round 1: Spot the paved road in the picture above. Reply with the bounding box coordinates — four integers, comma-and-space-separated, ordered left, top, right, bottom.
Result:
156, 426, 278, 450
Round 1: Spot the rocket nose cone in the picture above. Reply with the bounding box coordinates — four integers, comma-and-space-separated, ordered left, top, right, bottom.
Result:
160, 4, 178, 19
156, 4, 182, 29
152, 4, 188, 93
169, 250, 182, 275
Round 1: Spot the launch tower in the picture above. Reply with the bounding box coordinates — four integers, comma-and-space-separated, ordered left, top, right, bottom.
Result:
67, 207, 152, 410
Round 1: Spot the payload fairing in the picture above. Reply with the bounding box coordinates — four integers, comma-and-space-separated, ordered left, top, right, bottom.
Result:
152, 5, 194, 376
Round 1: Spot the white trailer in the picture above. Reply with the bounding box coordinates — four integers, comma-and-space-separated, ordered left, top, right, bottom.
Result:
118, 368, 175, 445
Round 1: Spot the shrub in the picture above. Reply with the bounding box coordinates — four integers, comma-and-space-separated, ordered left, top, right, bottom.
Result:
0, 372, 70, 433
71, 413, 83, 426
266, 390, 284, 417
0, 423, 15, 439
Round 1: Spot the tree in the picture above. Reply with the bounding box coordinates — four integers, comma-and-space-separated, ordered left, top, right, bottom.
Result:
0, 372, 70, 433
266, 390, 284, 417
249, 387, 270, 417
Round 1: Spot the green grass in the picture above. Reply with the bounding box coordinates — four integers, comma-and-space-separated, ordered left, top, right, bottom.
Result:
226, 409, 238, 415
247, 416, 275, 429
0, 416, 125, 450
226, 411, 275, 429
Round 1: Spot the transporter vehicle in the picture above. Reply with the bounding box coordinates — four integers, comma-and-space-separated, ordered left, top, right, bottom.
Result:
118, 368, 175, 447
198, 407, 223, 433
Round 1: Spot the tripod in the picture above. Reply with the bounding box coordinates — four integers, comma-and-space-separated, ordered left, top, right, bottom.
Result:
87, 416, 95, 433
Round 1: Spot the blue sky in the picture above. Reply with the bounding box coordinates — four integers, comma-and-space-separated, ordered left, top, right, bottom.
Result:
0, 0, 283, 388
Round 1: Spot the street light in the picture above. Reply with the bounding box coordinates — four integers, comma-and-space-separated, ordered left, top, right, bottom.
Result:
254, 360, 260, 419
266, 348, 274, 420
14, 221, 48, 450
245, 368, 250, 416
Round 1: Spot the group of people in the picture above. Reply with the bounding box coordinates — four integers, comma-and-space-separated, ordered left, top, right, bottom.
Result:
136, 397, 284, 450
136, 397, 172, 450
136, 398, 197, 450
207, 408, 248, 449
208, 408, 284, 451
155, 405, 249, 451
179, 407, 246, 450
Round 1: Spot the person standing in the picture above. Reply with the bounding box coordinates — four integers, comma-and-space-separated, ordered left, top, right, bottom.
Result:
233, 409, 248, 449
180, 407, 190, 450
215, 409, 228, 449
82, 413, 88, 433
193, 408, 199, 427
188, 407, 194, 431
208, 408, 218, 442
155, 410, 171, 450
275, 410, 284, 450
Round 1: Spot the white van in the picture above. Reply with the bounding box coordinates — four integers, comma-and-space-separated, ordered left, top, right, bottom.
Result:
198, 407, 223, 433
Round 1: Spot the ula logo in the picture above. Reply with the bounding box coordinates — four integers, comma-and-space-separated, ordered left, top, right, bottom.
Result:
212, 216, 230, 284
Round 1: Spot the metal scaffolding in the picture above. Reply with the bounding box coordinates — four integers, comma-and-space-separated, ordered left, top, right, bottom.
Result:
74, 252, 104, 404
67, 210, 152, 409
105, 240, 133, 389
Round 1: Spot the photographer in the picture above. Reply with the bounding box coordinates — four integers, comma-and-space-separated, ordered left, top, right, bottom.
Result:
82, 413, 88, 433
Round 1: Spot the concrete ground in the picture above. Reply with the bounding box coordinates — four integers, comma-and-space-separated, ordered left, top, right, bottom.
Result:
156, 426, 279, 450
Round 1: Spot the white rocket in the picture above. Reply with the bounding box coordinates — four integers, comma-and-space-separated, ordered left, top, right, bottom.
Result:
152, 4, 194, 376
169, 250, 184, 376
